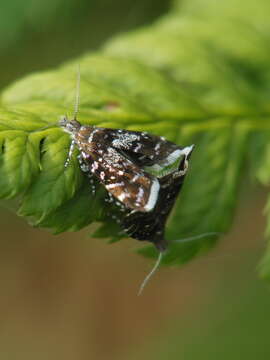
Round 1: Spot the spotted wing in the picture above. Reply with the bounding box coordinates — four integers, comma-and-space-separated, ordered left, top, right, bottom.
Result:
121, 155, 188, 251
81, 145, 160, 212
72, 124, 193, 248
106, 129, 194, 178
108, 129, 179, 164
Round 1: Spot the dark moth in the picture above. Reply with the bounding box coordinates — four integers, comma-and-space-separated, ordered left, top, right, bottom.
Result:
60, 118, 194, 252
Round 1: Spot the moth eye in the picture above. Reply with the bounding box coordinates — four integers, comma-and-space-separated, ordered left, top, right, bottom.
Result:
59, 115, 68, 127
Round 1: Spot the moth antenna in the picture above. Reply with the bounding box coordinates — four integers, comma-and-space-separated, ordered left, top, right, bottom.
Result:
138, 251, 163, 296
73, 64, 81, 120
174, 232, 222, 243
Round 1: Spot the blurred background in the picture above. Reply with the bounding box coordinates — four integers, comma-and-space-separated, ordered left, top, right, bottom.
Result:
0, 0, 169, 89
1, 0, 270, 359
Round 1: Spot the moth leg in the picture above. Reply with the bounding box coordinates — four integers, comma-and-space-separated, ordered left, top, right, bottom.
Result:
76, 154, 89, 172
76, 154, 97, 195
64, 139, 76, 167
104, 191, 114, 204
89, 177, 96, 195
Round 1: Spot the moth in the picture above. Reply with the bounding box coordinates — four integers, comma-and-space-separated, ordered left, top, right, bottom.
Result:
60, 70, 194, 252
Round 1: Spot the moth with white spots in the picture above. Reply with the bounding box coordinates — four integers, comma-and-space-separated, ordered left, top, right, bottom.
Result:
60, 117, 194, 251
59, 66, 194, 253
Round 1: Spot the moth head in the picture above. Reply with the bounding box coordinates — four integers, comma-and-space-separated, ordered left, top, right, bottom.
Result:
59, 116, 81, 135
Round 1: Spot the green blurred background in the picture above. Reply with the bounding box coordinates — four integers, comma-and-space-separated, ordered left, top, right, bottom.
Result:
0, 0, 270, 359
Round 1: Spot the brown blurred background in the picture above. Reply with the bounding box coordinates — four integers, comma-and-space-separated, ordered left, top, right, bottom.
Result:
0, 189, 268, 359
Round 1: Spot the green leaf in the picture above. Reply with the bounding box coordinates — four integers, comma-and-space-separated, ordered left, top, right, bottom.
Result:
0, 0, 270, 273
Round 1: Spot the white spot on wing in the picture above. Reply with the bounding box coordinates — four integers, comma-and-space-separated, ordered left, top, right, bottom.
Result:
88, 128, 99, 143
112, 133, 138, 149
134, 144, 142, 152
118, 192, 126, 201
105, 182, 124, 189
137, 187, 144, 202
131, 174, 140, 183
144, 178, 160, 212
92, 162, 99, 171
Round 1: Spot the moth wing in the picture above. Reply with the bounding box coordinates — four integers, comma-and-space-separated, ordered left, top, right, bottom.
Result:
94, 147, 160, 212
73, 127, 160, 212
106, 174, 160, 213
109, 129, 178, 161
121, 209, 167, 251
121, 163, 188, 250
108, 129, 194, 177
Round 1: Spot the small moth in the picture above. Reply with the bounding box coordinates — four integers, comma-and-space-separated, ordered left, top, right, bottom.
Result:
59, 68, 194, 252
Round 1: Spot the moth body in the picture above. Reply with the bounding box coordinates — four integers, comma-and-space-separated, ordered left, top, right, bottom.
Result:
60, 116, 194, 251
